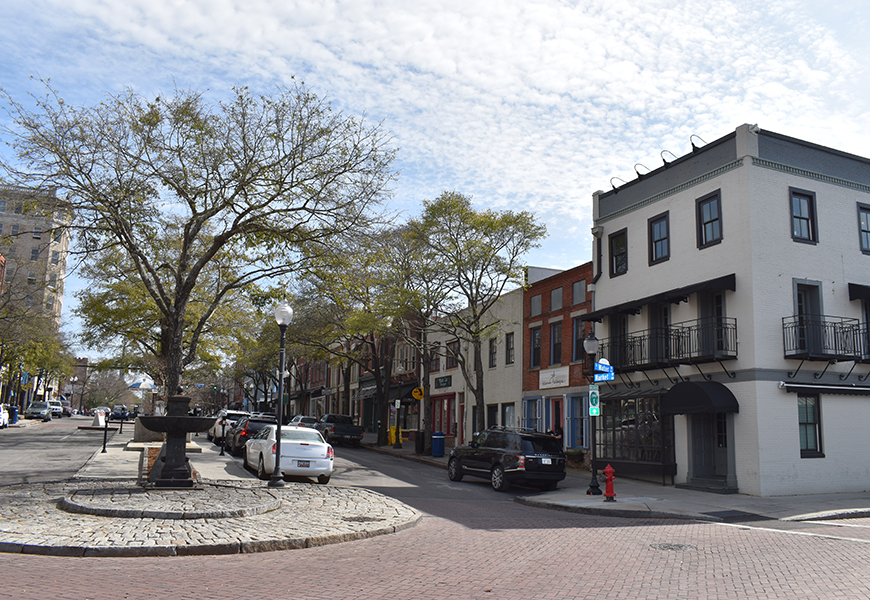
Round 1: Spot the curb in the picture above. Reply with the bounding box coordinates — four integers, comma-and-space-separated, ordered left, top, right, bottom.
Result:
0, 513, 423, 558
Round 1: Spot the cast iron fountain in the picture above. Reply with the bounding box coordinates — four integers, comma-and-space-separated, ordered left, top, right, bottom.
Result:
139, 394, 216, 488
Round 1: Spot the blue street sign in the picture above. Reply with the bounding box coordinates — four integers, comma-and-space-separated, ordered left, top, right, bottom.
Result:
594, 362, 614, 373
594, 372, 615, 382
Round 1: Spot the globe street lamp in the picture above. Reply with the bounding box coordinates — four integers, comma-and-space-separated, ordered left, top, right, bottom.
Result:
269, 301, 294, 488
583, 332, 603, 496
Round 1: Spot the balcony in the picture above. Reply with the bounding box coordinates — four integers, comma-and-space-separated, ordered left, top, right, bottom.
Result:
598, 317, 738, 373
782, 315, 863, 361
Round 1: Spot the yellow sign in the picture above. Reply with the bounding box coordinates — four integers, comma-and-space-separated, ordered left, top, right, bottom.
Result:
411, 387, 424, 400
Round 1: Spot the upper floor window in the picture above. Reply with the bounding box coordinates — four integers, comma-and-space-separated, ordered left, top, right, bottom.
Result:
11, 224, 19, 236
30, 248, 39, 262
859, 203, 870, 254
488, 338, 497, 368
573, 317, 585, 362
790, 188, 817, 244
572, 280, 585, 305
32, 226, 42, 240
609, 229, 628, 277
530, 294, 542, 317
550, 288, 562, 312
49, 273, 58, 288
51, 250, 60, 265
13, 203, 23, 214
430, 342, 440, 372
0, 201, 6, 213
446, 340, 459, 369
697, 191, 722, 248
27, 271, 36, 284
648, 212, 669, 265
505, 332, 515, 365
550, 322, 562, 365
530, 327, 541, 368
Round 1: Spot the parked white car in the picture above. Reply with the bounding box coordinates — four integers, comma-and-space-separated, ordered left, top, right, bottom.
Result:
48, 399, 63, 418
207, 409, 249, 443
244, 425, 334, 484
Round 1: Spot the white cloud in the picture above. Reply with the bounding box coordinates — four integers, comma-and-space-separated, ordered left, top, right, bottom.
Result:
3, 0, 870, 274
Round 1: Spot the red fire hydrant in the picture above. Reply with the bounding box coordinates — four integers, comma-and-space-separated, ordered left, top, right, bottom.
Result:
603, 464, 616, 502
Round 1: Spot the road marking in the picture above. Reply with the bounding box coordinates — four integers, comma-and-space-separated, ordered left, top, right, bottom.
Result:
714, 521, 870, 544
802, 520, 870, 529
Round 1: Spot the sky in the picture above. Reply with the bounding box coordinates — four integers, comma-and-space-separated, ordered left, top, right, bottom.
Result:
3, 0, 870, 349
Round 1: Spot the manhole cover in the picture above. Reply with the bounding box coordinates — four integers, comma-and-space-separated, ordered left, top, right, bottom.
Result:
343, 516, 385, 523
650, 543, 696, 551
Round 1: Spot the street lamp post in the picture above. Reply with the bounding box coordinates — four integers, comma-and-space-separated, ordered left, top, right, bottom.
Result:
583, 333, 602, 496
269, 301, 294, 488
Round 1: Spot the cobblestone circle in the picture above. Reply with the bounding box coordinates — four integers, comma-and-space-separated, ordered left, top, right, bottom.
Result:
0, 479, 421, 557
60, 484, 283, 519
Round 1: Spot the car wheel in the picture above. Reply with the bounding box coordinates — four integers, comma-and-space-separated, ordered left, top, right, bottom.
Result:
317, 474, 330, 484
491, 464, 510, 492
447, 458, 464, 481
206, 431, 213, 442
257, 455, 269, 480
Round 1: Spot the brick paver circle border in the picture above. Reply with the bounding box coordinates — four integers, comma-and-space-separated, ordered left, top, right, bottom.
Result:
60, 483, 283, 519
0, 479, 421, 557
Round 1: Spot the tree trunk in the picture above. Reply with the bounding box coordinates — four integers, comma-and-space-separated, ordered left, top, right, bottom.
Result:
472, 337, 486, 432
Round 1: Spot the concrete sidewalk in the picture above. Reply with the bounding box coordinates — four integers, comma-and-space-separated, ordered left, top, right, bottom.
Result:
363, 432, 870, 523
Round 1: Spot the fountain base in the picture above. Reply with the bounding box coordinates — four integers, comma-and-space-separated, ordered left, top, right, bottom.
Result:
139, 395, 216, 489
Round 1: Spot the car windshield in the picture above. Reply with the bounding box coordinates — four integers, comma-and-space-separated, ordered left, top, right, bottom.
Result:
30, 402, 48, 409
521, 436, 563, 455
282, 429, 324, 443
225, 411, 248, 419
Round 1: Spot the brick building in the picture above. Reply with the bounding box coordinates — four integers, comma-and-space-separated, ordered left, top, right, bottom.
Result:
522, 264, 595, 450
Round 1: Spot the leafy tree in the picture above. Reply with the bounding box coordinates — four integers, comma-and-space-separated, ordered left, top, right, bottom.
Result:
1, 82, 396, 396
380, 224, 453, 451
415, 191, 546, 430
292, 231, 402, 444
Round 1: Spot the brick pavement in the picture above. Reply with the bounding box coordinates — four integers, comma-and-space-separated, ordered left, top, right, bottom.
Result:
4, 503, 870, 599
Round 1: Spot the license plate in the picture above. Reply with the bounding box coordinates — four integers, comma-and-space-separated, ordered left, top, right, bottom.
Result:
297, 460, 310, 468
542, 458, 552, 465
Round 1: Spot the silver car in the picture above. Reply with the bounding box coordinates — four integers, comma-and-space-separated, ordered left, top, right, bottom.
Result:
25, 401, 52, 421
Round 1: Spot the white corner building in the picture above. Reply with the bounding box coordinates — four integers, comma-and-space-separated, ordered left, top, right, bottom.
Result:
584, 124, 870, 496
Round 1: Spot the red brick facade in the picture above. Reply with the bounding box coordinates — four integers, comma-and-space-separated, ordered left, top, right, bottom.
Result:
523, 262, 595, 392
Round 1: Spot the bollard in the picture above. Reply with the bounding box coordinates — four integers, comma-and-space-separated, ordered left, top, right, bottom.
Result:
219, 419, 226, 456
603, 463, 616, 502
102, 413, 109, 453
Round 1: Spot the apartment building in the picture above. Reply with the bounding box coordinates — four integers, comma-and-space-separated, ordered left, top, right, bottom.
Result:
582, 124, 870, 496
0, 185, 71, 324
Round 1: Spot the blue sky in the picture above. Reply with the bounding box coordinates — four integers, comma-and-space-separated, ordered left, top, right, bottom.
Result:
3, 0, 870, 349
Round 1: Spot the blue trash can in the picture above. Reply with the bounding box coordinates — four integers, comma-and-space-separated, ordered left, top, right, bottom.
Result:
9, 405, 17, 424
432, 431, 445, 457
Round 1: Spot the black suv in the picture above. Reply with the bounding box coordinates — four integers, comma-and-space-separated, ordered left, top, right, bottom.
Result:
447, 427, 566, 492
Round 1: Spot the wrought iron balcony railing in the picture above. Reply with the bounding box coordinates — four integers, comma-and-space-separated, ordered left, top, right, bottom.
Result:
782, 315, 863, 361
598, 317, 738, 372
